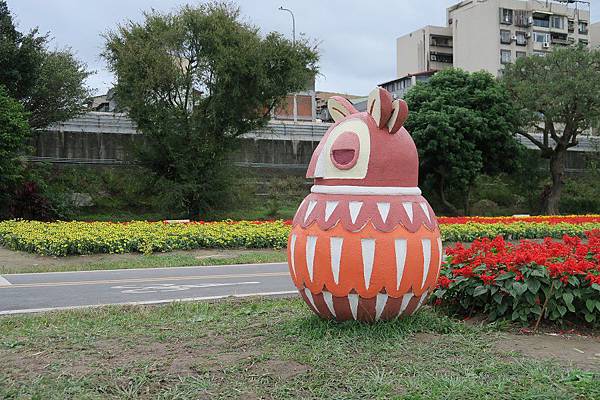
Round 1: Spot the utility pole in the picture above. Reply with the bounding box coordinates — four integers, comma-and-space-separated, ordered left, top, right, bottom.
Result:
279, 6, 298, 122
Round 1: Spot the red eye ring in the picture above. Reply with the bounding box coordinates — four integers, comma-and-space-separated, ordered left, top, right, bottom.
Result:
330, 131, 360, 170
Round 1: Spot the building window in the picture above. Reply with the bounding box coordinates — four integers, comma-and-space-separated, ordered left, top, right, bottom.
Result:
580, 39, 589, 45
430, 51, 453, 64
501, 49, 512, 64
533, 15, 550, 28
500, 8, 513, 25
514, 10, 530, 27
516, 51, 527, 59
579, 21, 588, 35
550, 16, 564, 30
515, 31, 527, 46
533, 51, 547, 57
500, 29, 512, 44
431, 35, 453, 47
533, 31, 550, 43
551, 32, 568, 45
568, 19, 575, 33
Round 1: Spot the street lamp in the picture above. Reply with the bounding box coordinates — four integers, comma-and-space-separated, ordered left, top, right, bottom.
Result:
278, 6, 298, 122
278, 6, 296, 45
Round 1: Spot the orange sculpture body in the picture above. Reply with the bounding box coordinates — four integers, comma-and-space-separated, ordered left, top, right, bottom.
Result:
287, 87, 442, 322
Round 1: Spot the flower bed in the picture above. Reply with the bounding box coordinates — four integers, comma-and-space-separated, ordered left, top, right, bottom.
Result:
432, 231, 600, 324
0, 220, 290, 256
0, 215, 599, 256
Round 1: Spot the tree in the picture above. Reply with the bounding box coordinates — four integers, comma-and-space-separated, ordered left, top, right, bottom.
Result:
404, 68, 524, 215
0, 1, 91, 129
0, 86, 30, 212
502, 45, 600, 214
103, 2, 319, 218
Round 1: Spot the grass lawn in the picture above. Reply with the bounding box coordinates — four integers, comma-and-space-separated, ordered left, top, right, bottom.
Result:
1, 298, 598, 399
0, 250, 287, 275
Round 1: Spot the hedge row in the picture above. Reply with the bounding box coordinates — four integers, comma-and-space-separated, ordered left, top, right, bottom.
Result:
1, 217, 600, 256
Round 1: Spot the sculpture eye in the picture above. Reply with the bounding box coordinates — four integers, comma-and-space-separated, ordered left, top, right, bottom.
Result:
330, 131, 360, 170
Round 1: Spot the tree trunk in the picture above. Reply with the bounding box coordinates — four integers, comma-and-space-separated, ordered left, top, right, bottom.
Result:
439, 175, 460, 216
463, 185, 472, 216
544, 148, 566, 215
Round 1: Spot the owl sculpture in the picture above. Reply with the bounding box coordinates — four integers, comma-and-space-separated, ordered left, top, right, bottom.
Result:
287, 87, 442, 322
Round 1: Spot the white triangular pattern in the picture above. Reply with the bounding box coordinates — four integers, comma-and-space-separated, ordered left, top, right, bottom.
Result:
437, 237, 444, 268
376, 202, 391, 223
304, 200, 317, 223
304, 288, 318, 312
375, 293, 388, 320
325, 201, 339, 221
394, 239, 407, 290
322, 291, 336, 317
289, 234, 297, 277
361, 239, 376, 290
349, 201, 363, 224
306, 236, 317, 281
330, 237, 343, 284
402, 202, 413, 223
414, 293, 429, 312
421, 239, 431, 288
399, 292, 414, 316
348, 293, 359, 320
419, 202, 431, 223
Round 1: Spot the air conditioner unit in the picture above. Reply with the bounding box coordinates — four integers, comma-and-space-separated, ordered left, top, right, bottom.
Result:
504, 16, 511, 23
511, 35, 518, 41
528, 16, 534, 25
526, 32, 532, 38
542, 42, 551, 48
431, 55, 438, 61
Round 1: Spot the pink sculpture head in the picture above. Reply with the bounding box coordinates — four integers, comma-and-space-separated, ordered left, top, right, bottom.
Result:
307, 87, 418, 188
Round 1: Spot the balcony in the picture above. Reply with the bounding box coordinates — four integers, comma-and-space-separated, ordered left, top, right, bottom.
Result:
430, 36, 453, 48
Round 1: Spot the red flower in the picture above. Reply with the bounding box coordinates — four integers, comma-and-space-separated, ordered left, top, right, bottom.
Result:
437, 276, 453, 288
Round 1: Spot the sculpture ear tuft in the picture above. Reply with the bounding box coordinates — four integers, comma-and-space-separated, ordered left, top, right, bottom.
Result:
387, 99, 409, 134
327, 96, 358, 122
367, 87, 393, 129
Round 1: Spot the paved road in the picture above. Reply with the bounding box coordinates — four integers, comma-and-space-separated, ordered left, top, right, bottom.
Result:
0, 263, 296, 315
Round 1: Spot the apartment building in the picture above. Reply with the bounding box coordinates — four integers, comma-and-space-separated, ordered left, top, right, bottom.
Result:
396, 0, 592, 77
591, 21, 600, 48
396, 25, 454, 78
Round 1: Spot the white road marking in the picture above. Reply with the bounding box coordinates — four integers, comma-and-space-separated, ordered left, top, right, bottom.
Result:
0, 276, 11, 286
0, 290, 299, 315
111, 281, 260, 294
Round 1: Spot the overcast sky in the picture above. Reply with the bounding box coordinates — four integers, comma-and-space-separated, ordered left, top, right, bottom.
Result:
5, 0, 599, 96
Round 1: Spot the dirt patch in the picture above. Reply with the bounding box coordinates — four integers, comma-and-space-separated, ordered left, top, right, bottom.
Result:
250, 359, 310, 380
495, 333, 600, 371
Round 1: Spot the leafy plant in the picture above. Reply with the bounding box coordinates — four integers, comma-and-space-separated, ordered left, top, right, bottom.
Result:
503, 45, 600, 214
404, 68, 524, 215
432, 233, 600, 325
102, 2, 318, 218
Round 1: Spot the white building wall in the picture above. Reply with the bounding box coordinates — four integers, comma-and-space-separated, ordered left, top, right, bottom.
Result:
396, 25, 453, 77
591, 22, 600, 49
